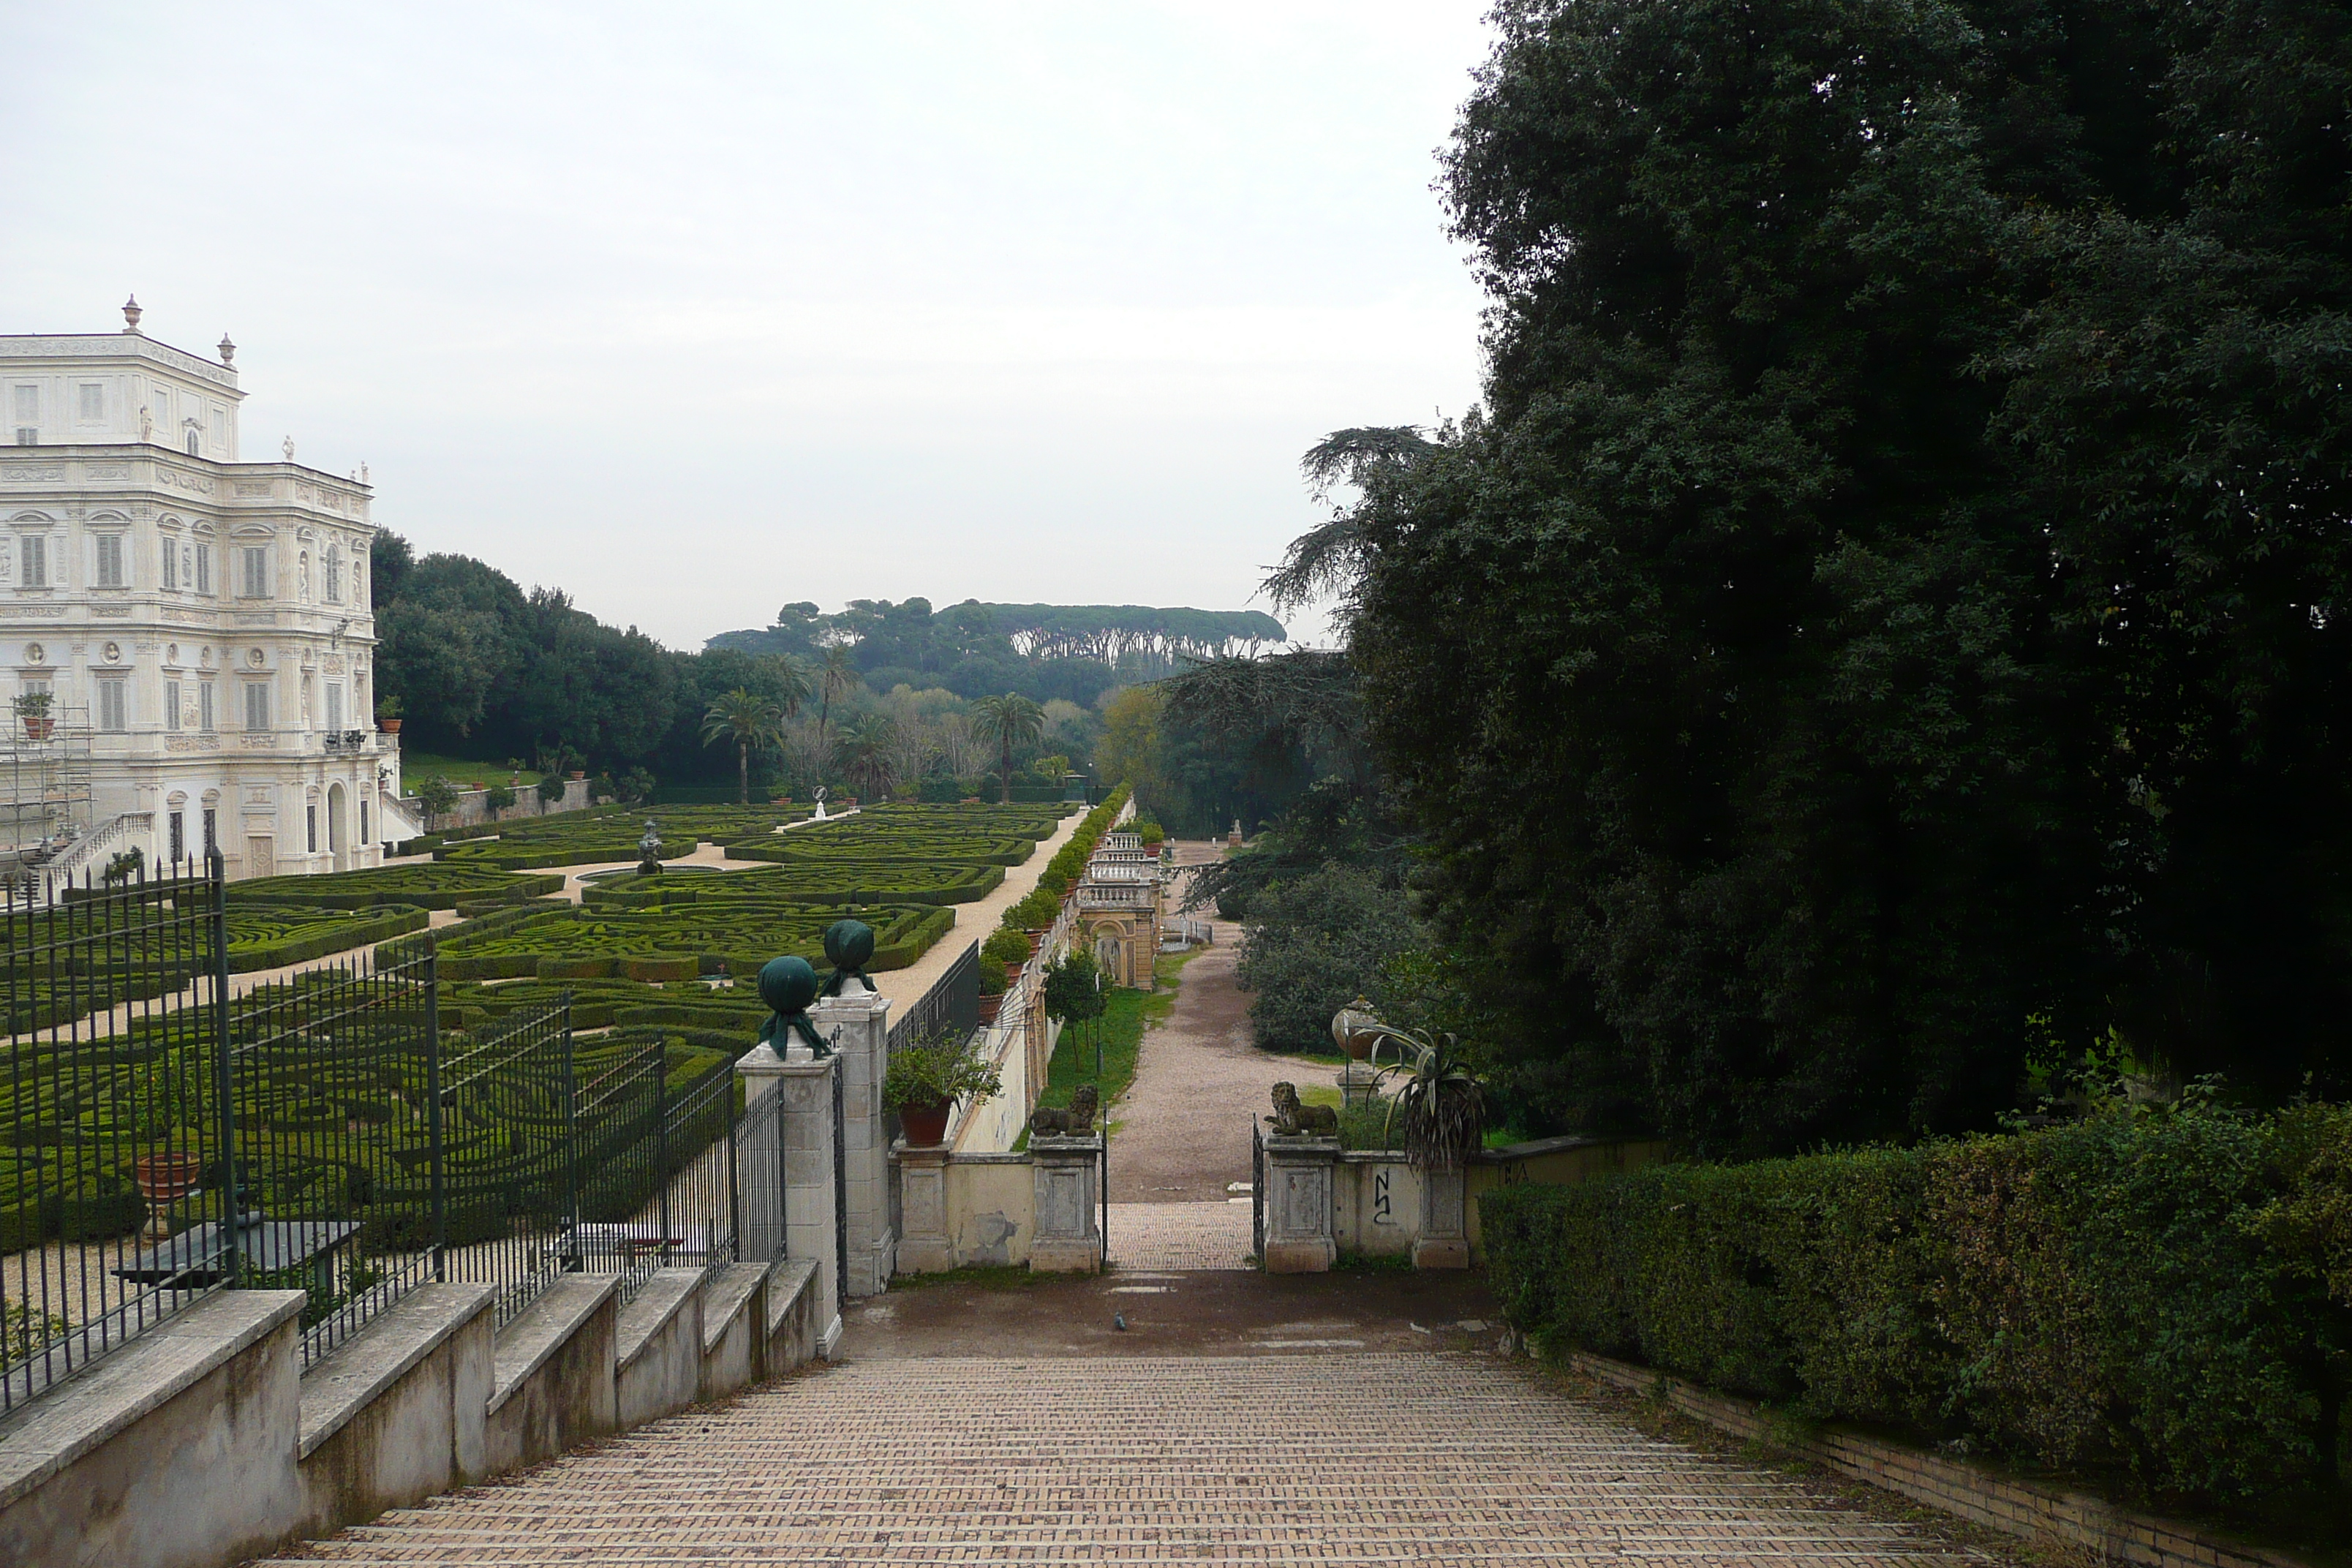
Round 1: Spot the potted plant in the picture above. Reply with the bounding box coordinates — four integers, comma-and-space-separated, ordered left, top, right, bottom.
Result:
976, 956, 1009, 1024
374, 693, 402, 734
882, 1027, 1003, 1147
1365, 1022, 1487, 1270
15, 689, 54, 741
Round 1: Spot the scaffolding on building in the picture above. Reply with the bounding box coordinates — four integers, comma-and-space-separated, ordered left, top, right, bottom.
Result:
0, 704, 94, 872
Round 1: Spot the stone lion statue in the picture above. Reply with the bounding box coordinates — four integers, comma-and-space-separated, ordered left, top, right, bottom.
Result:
1266, 1082, 1338, 1137
1028, 1083, 1099, 1138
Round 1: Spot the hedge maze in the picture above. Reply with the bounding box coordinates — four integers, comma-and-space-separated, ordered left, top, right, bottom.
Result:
434, 901, 955, 981
229, 864, 564, 911
225, 904, 431, 973
583, 860, 1003, 908
2, 801, 1073, 1260
427, 804, 815, 871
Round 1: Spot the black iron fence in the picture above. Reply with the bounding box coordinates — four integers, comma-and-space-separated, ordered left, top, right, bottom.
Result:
420, 987, 577, 1329
226, 938, 443, 1366
4, 855, 766, 1409
1, 856, 227, 1412
886, 941, 981, 1058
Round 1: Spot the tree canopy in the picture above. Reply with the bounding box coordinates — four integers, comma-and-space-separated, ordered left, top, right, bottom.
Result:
1326, 0, 2352, 1154
706, 600, 1284, 696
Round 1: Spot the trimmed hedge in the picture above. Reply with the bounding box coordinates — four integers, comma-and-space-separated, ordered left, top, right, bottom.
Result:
434, 900, 955, 982
225, 903, 431, 972
1482, 1106, 2352, 1509
581, 859, 1004, 908
431, 804, 815, 871
230, 865, 563, 911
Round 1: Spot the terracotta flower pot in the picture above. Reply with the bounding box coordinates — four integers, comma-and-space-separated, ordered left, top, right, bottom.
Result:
976, 995, 1003, 1025
22, 717, 54, 740
133, 1151, 205, 1205
899, 1101, 952, 1147
377, 718, 402, 734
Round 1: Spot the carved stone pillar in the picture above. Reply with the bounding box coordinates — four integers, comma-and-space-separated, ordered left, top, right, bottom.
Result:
1028, 1134, 1102, 1273
809, 987, 893, 1296
1413, 1166, 1470, 1270
894, 1142, 953, 1274
1261, 1135, 1340, 1273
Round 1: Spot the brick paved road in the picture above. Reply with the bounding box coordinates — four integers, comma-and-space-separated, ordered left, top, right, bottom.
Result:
1109, 1200, 1256, 1270
260, 1350, 1988, 1566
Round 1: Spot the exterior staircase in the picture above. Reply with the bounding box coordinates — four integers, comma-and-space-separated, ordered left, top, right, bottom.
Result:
255, 1352, 1980, 1566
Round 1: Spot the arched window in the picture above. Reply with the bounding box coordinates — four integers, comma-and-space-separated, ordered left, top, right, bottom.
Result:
324, 546, 342, 603
183, 429, 200, 456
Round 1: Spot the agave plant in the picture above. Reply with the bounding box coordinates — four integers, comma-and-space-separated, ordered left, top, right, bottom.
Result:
1360, 1021, 1486, 1172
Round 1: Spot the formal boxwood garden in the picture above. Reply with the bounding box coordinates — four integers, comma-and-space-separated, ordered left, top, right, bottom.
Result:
0, 970, 747, 1257
430, 804, 815, 871
1480, 1105, 2352, 1512
440, 976, 769, 1034
581, 859, 1004, 908
225, 904, 431, 972
230, 864, 565, 911
433, 900, 955, 981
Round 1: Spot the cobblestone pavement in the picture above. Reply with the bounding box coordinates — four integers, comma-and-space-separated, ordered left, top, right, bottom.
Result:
1108, 1199, 1256, 1270
259, 1352, 1986, 1567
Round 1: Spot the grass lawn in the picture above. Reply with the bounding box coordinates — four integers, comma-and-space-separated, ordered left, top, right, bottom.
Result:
394, 751, 545, 790
1020, 947, 1202, 1147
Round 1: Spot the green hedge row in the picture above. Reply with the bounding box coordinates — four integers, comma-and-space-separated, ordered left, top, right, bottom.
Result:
230, 865, 564, 911
581, 859, 1005, 908
440, 976, 768, 1033
225, 903, 431, 973
434, 900, 954, 982
998, 783, 1131, 935
1481, 1107, 2352, 1509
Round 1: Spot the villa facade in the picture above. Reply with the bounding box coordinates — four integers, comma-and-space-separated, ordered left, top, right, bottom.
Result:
1, 302, 392, 881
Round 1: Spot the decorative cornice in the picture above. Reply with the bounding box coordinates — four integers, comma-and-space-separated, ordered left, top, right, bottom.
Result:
0, 333, 240, 391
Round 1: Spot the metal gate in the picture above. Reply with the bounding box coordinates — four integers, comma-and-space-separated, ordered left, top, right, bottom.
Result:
1250, 1120, 1265, 1264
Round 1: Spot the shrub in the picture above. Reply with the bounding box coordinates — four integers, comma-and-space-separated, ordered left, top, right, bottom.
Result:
1481, 1105, 2352, 1510
977, 955, 1008, 997
1235, 864, 1422, 1054
981, 928, 1033, 967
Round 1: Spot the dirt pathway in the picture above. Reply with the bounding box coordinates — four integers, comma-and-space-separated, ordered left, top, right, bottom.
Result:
1106, 840, 1327, 1203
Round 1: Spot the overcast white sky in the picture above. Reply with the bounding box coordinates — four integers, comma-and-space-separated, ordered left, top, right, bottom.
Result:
6, 3, 1493, 651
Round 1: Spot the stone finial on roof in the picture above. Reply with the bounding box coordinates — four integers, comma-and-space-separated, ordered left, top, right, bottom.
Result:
216, 334, 235, 366
122, 295, 143, 333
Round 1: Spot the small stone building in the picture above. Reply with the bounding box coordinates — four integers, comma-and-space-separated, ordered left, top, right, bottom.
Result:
1074, 829, 1163, 988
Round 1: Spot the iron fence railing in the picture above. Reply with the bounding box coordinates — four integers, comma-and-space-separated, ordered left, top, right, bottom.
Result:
424, 989, 578, 1329
886, 941, 981, 1058
570, 1036, 739, 1305
0, 855, 227, 1413
4, 858, 772, 1401
227, 939, 443, 1368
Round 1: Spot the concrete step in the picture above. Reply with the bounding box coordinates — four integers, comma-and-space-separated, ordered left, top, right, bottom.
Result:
255, 1352, 1980, 1565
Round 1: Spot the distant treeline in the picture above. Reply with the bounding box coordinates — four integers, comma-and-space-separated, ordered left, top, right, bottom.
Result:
707, 599, 1285, 695
369, 540, 1276, 791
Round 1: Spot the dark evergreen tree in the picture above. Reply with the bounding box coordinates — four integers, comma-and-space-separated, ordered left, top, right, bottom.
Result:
1333, 0, 2352, 1153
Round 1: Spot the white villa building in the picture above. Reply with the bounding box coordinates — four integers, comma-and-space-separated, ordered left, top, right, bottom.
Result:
1, 301, 399, 883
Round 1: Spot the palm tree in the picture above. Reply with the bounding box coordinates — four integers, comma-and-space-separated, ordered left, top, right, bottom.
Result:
815, 645, 859, 747
769, 654, 815, 725
700, 689, 787, 805
838, 713, 902, 800
968, 693, 1046, 804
